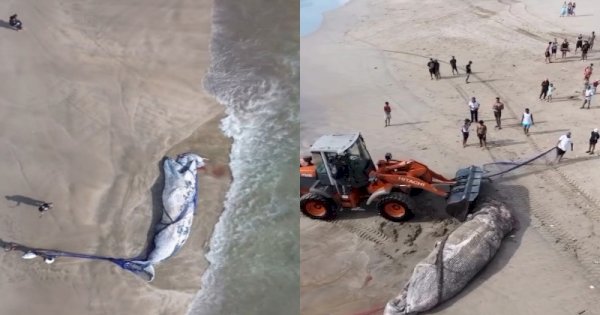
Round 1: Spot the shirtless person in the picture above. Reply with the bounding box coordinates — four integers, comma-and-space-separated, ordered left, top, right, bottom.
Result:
476, 120, 487, 148
427, 58, 436, 80
492, 97, 504, 129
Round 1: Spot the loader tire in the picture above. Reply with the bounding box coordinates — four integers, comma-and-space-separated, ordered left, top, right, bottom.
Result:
300, 193, 337, 221
376, 192, 416, 222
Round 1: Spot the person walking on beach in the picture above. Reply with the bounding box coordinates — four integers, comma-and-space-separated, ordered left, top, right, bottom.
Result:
576, 34, 583, 53
427, 58, 436, 80
590, 31, 596, 50
492, 97, 504, 129
586, 128, 600, 154
567, 2, 573, 15
465, 61, 473, 84
476, 120, 487, 148
582, 41, 590, 60
461, 119, 471, 148
572, 2, 576, 15
521, 108, 534, 136
38, 202, 53, 217
560, 2, 568, 17
547, 83, 556, 102
450, 56, 459, 75
584, 63, 593, 81
561, 39, 570, 58
581, 84, 594, 109
384, 101, 392, 127
552, 38, 558, 58
433, 59, 441, 80
545, 43, 552, 63
468, 97, 480, 122
540, 79, 550, 100
554, 132, 573, 164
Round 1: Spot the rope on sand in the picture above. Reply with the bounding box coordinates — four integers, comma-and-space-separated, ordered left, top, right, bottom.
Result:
482, 147, 556, 179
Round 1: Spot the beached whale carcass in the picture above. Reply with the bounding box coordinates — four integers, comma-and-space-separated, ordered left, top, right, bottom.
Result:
131, 153, 206, 280
384, 199, 515, 315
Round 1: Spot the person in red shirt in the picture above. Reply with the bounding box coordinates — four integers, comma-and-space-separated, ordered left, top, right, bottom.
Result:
384, 102, 392, 127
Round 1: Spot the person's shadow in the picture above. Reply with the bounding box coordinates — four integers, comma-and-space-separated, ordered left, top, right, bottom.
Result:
0, 19, 17, 31
5, 195, 44, 207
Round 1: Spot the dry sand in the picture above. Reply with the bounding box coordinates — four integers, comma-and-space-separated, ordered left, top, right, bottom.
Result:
0, 1, 230, 315
301, 0, 600, 314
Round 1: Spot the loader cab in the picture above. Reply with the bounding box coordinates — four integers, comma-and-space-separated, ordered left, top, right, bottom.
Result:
309, 133, 376, 189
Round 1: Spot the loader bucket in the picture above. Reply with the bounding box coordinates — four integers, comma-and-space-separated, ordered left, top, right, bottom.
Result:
446, 165, 483, 221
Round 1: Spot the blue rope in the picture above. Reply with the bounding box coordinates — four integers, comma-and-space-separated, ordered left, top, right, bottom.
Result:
482, 147, 555, 179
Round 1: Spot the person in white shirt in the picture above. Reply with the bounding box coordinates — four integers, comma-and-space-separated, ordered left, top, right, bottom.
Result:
468, 97, 480, 122
554, 132, 573, 163
581, 85, 594, 109
461, 118, 471, 148
521, 108, 534, 135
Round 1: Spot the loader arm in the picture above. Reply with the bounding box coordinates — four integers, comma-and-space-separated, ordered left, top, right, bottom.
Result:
372, 173, 449, 197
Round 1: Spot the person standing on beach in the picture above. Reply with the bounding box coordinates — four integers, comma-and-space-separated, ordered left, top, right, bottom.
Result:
586, 128, 600, 154
384, 101, 392, 127
38, 202, 53, 217
584, 63, 593, 81
552, 38, 558, 58
581, 85, 594, 109
492, 97, 504, 129
450, 56, 459, 75
465, 61, 473, 84
576, 34, 583, 53
476, 120, 487, 148
461, 119, 471, 148
554, 132, 573, 164
560, 2, 568, 17
540, 79, 550, 100
468, 97, 480, 122
433, 59, 441, 80
572, 2, 576, 15
547, 83, 556, 102
521, 108, 534, 136
545, 43, 552, 63
590, 31, 596, 50
582, 41, 590, 60
561, 39, 570, 58
427, 58, 436, 80
567, 2, 573, 15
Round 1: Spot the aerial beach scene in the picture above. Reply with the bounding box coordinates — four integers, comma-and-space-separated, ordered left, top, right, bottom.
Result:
301, 0, 600, 314
1, 0, 298, 315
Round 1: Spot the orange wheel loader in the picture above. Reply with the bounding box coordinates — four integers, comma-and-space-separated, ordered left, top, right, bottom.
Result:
300, 132, 483, 222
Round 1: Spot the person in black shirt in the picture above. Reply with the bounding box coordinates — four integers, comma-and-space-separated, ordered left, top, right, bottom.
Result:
539, 79, 550, 99
450, 56, 458, 75
582, 41, 590, 60
433, 59, 440, 80
586, 128, 600, 154
576, 34, 583, 53
561, 39, 570, 58
427, 58, 436, 80
465, 61, 472, 84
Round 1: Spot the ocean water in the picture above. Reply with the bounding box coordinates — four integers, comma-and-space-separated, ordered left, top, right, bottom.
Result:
300, 0, 349, 36
187, 0, 299, 315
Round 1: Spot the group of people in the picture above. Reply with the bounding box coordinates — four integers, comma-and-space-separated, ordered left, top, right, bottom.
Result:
545, 33, 595, 63
539, 79, 556, 101
426, 57, 473, 83
559, 1, 577, 17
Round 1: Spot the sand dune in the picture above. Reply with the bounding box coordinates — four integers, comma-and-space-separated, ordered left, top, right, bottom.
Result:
0, 1, 230, 314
